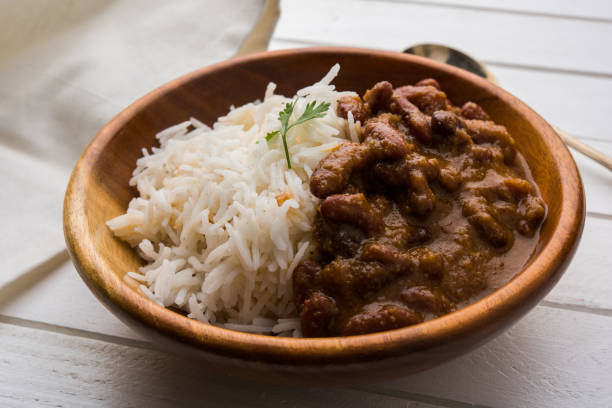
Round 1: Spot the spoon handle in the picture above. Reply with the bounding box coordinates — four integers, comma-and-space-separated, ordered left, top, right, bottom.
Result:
552, 126, 612, 172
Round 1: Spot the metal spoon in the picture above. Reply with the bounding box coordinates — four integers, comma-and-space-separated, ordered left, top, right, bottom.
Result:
404, 43, 612, 172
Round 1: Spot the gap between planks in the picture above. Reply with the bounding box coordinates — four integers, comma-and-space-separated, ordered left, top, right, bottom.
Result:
363, 0, 612, 24
482, 60, 612, 80
352, 384, 494, 408
587, 211, 612, 221
540, 301, 612, 318
0, 315, 154, 350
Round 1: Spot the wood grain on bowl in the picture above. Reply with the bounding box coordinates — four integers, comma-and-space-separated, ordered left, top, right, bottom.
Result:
63, 47, 584, 383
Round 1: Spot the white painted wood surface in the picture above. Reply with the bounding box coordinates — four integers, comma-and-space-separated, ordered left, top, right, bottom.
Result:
273, 0, 612, 75
3, 1, 611, 407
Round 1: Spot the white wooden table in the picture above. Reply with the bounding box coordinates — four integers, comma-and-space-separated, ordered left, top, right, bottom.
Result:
2, 1, 611, 406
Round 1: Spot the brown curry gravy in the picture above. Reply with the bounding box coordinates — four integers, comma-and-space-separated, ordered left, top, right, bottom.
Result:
293, 79, 546, 337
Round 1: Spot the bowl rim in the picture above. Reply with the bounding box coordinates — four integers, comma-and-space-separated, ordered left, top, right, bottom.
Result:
64, 46, 585, 365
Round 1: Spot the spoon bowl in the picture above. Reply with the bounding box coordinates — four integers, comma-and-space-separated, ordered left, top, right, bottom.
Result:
404, 43, 495, 82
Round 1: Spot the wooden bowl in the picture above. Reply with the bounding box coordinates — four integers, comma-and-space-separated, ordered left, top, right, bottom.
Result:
64, 47, 584, 383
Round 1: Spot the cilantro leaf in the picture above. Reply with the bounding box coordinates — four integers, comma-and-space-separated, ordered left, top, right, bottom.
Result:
265, 98, 330, 169
265, 130, 279, 141
288, 100, 331, 129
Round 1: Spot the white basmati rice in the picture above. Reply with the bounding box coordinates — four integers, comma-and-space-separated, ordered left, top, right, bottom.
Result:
107, 64, 362, 335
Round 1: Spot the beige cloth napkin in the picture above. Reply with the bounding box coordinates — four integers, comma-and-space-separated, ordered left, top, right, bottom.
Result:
0, 0, 279, 288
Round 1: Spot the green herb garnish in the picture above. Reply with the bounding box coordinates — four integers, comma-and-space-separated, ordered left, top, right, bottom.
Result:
266, 98, 330, 169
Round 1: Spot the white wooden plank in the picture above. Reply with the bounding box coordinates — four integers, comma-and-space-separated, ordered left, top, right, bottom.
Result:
491, 66, 612, 144
391, 0, 612, 21
546, 215, 612, 311
376, 306, 612, 407
275, 0, 612, 75
569, 141, 612, 217
0, 145, 70, 288
0, 322, 440, 408
0, 258, 144, 341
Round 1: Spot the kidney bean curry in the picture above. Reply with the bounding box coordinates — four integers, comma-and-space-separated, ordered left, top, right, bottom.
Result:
293, 78, 546, 337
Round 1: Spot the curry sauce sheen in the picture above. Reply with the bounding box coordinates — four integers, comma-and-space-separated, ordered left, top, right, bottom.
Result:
293, 79, 547, 337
